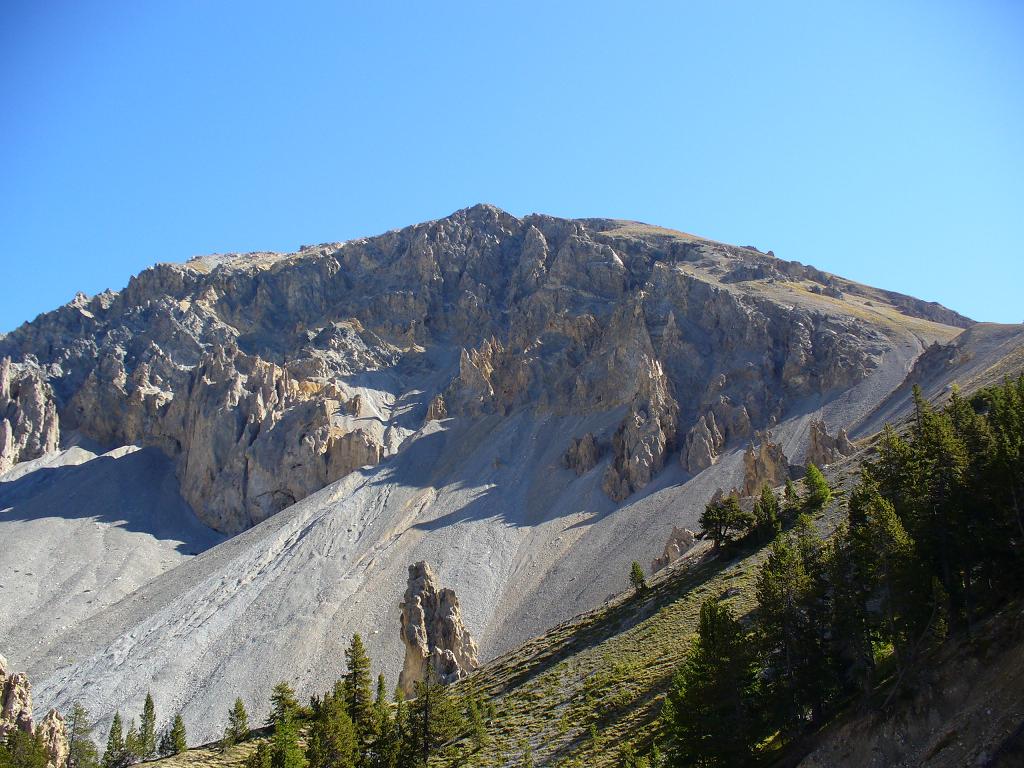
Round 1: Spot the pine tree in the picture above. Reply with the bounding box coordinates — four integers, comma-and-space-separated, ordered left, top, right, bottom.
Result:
699, 495, 754, 548
102, 713, 125, 768
802, 463, 832, 513
65, 703, 100, 768
629, 561, 648, 593
223, 698, 250, 751
123, 720, 140, 766
465, 692, 488, 752
753, 483, 781, 541
270, 709, 306, 768
2, 730, 50, 768
783, 478, 800, 517
370, 676, 398, 768
139, 694, 156, 762
167, 716, 187, 756
407, 669, 464, 765
267, 683, 300, 728
847, 478, 936, 665
306, 693, 356, 768
663, 597, 759, 767
344, 634, 375, 759
390, 688, 415, 768
754, 527, 838, 732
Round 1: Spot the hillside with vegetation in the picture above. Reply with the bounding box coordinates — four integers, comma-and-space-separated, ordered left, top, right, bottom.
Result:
12, 373, 1014, 768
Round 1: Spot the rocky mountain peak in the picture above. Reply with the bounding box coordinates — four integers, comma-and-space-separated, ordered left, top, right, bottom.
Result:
0, 208, 972, 530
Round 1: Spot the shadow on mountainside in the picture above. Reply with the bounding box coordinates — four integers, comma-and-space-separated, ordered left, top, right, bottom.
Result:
0, 446, 223, 555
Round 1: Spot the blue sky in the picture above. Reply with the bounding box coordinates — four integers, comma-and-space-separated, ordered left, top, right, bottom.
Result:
1, 1, 1022, 332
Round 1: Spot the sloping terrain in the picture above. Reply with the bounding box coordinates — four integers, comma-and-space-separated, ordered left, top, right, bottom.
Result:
0, 205, 1014, 744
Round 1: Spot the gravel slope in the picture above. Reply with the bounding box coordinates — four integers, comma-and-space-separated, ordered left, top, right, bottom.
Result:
9, 322, 954, 742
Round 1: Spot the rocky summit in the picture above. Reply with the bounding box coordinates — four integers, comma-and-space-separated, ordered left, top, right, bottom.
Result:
1, 204, 1015, 744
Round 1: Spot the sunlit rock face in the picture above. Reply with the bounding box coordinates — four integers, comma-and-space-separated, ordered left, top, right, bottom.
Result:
0, 204, 969, 529
398, 561, 480, 696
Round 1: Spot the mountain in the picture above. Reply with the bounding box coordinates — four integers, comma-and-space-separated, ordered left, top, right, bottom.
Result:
0, 204, 1017, 744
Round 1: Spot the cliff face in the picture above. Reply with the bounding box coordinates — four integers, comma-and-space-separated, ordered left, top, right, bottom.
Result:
0, 205, 960, 531
0, 358, 59, 474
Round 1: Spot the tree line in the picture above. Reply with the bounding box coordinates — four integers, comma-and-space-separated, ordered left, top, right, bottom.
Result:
639, 377, 1024, 767
241, 634, 492, 768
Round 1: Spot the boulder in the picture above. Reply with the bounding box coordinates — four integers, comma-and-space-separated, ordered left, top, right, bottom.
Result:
562, 433, 600, 476
807, 418, 855, 467
651, 527, 697, 573
741, 432, 791, 496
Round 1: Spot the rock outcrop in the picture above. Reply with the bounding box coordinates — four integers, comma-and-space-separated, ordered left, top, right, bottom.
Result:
651, 527, 697, 573
741, 432, 791, 496
398, 562, 480, 696
36, 710, 68, 768
0, 654, 34, 738
0, 358, 60, 474
0, 204, 940, 530
681, 412, 725, 473
806, 418, 855, 468
562, 433, 600, 476
0, 655, 67, 768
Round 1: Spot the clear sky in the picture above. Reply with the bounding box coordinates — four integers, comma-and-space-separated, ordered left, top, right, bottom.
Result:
2, 1, 1022, 332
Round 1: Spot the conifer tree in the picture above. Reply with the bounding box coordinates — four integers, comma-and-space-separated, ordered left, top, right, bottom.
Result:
167, 716, 187, 756
802, 463, 832, 513
65, 703, 100, 768
244, 742, 271, 768
698, 495, 754, 548
270, 709, 304, 768
392, 689, 415, 768
407, 669, 464, 765
102, 713, 125, 768
466, 695, 488, 752
663, 597, 758, 767
753, 483, 781, 541
123, 720, 139, 766
782, 478, 800, 516
306, 693, 356, 768
629, 561, 647, 593
2, 730, 50, 768
139, 694, 156, 762
344, 634, 375, 759
369, 676, 398, 768
267, 683, 300, 728
223, 698, 250, 751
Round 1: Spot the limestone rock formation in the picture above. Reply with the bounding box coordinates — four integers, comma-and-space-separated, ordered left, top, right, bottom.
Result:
602, 357, 678, 501
681, 412, 724, 473
741, 432, 791, 497
562, 433, 600, 476
0, 655, 67, 768
0, 358, 60, 474
0, 204, 953, 531
425, 393, 447, 421
36, 710, 68, 768
807, 418, 855, 468
1, 656, 34, 739
398, 562, 480, 696
651, 527, 697, 573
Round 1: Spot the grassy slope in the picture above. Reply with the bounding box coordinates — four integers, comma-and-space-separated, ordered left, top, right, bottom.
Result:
444, 480, 851, 768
